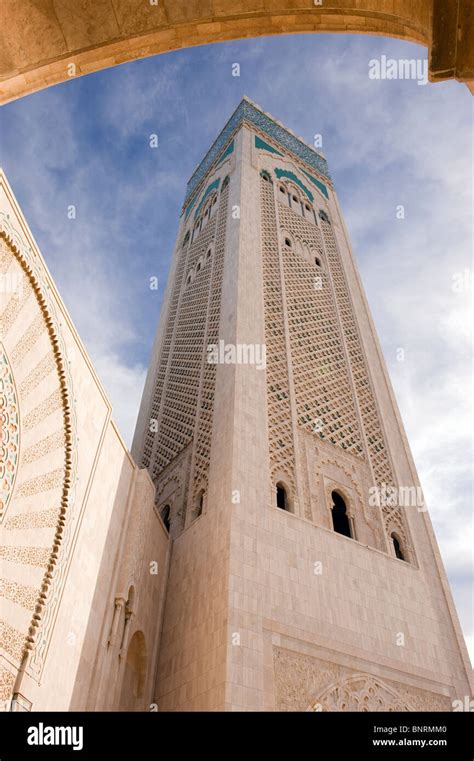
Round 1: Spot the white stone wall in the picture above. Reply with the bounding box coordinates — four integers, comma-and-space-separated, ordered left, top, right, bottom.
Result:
0, 170, 170, 712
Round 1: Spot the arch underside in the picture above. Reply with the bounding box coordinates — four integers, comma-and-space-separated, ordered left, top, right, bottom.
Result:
1, 1, 472, 104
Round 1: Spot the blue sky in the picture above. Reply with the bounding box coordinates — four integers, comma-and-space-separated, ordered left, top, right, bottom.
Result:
0, 33, 472, 662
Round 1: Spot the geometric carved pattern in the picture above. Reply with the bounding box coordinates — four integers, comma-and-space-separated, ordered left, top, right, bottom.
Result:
4, 506, 60, 530
278, 201, 365, 458
0, 664, 15, 703
184, 98, 330, 207
0, 347, 19, 519
318, 218, 413, 555
0, 545, 50, 567
273, 647, 451, 713
0, 620, 26, 663
16, 468, 64, 498
308, 674, 416, 712
0, 578, 38, 610
0, 225, 76, 691
191, 181, 229, 499
259, 162, 413, 560
141, 177, 228, 525
260, 175, 297, 494
141, 190, 222, 478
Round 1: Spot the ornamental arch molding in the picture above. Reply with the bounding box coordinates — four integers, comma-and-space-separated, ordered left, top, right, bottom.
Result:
0, 223, 77, 697
0, 2, 473, 104
307, 673, 417, 712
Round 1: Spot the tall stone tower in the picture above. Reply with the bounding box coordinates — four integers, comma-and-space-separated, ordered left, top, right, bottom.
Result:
132, 98, 472, 712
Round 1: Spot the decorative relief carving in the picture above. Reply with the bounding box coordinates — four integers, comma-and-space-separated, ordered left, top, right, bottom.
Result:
10, 313, 46, 366
16, 468, 64, 498
0, 578, 37, 610
273, 647, 450, 712
0, 545, 51, 567
0, 620, 26, 662
23, 389, 62, 432
0, 227, 77, 685
260, 174, 297, 500
0, 347, 19, 520
0, 664, 15, 703
18, 352, 55, 400
21, 430, 65, 465
0, 286, 30, 336
309, 674, 415, 712
5, 506, 60, 530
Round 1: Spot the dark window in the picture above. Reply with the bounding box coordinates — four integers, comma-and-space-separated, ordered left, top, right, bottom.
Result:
285, 238, 292, 247
195, 491, 204, 518
305, 203, 311, 211
276, 483, 289, 511
331, 491, 351, 538
319, 209, 330, 224
197, 261, 201, 272
315, 257, 321, 267
206, 247, 212, 259
161, 505, 171, 532
392, 534, 405, 561
292, 195, 298, 203
279, 186, 285, 194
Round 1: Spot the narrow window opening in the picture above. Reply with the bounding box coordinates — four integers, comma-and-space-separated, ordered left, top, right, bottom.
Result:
331, 491, 351, 538
195, 490, 205, 518
161, 505, 171, 532
276, 483, 289, 511
284, 238, 292, 247
392, 534, 405, 561
315, 257, 321, 267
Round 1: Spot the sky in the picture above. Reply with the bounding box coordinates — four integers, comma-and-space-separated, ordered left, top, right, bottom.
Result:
0, 33, 472, 664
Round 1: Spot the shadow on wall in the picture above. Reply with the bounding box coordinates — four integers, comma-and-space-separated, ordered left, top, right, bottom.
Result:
68, 459, 169, 712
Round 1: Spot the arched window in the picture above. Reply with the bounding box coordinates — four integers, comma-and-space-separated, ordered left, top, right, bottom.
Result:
222, 175, 230, 189
276, 482, 289, 511
195, 489, 205, 519
161, 505, 171, 532
391, 533, 405, 561
284, 237, 292, 248
331, 491, 351, 538
183, 231, 190, 247
319, 209, 330, 224
206, 246, 213, 260
260, 170, 272, 183
315, 256, 322, 267
279, 185, 286, 195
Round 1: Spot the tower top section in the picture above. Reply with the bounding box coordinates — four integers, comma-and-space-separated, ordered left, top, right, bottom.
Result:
184, 96, 331, 207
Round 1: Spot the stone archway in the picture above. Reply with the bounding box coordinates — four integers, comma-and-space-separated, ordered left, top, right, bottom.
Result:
118, 630, 148, 712
0, 1, 473, 104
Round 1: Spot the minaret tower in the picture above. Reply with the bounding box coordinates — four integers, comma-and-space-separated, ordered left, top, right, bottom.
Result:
132, 98, 472, 712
